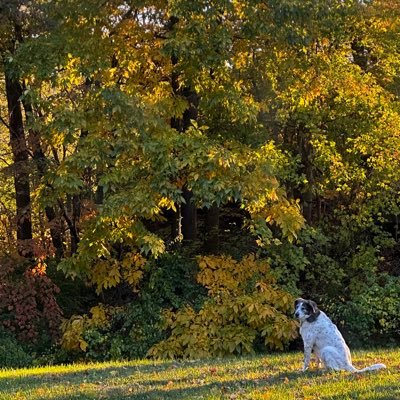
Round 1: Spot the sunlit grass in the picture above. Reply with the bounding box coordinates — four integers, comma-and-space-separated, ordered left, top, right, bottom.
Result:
0, 349, 398, 399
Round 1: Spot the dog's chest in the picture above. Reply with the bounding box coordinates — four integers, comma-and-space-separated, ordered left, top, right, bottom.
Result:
300, 322, 318, 343
300, 314, 344, 348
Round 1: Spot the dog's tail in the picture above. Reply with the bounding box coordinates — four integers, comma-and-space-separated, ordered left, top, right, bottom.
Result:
353, 363, 386, 373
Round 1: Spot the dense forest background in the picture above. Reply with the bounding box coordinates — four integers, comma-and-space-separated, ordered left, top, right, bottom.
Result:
1, 0, 400, 367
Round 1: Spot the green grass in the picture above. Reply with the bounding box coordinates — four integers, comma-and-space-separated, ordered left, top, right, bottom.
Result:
0, 349, 398, 399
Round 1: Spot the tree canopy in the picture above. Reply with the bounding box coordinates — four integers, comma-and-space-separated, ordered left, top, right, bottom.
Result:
1, 0, 400, 362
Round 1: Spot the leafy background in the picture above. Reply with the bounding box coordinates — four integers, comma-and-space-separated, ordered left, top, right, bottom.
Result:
0, 0, 399, 366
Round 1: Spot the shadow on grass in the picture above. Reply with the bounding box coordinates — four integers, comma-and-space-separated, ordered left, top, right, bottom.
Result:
321, 384, 400, 400
10, 373, 307, 400
0, 355, 392, 400
119, 377, 298, 400
0, 355, 298, 393
0, 363, 177, 392
0, 366, 307, 399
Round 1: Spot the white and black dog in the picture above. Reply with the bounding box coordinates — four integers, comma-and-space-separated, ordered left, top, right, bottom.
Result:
294, 298, 386, 373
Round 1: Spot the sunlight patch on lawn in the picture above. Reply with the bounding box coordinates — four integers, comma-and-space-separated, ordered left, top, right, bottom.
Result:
0, 350, 398, 400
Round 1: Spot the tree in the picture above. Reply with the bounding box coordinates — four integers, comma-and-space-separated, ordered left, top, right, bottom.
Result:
2, 0, 399, 356
13, 0, 303, 289
8, 0, 400, 285
1, 2, 33, 256
1, 0, 67, 258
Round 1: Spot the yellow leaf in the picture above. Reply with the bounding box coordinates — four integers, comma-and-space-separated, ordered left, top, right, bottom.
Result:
79, 340, 88, 352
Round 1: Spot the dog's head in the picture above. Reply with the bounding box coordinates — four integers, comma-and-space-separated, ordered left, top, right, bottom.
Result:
294, 298, 321, 323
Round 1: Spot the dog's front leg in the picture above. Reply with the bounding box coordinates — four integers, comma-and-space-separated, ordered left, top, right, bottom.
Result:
313, 347, 322, 369
302, 342, 313, 372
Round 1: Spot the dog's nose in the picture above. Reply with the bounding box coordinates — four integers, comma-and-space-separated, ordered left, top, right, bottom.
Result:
294, 311, 299, 318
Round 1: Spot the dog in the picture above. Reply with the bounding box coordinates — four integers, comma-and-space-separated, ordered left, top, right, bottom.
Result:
294, 298, 386, 373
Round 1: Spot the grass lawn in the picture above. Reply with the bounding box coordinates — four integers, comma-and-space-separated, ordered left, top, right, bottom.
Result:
0, 349, 398, 400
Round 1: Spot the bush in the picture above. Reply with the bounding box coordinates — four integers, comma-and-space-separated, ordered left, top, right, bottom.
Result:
292, 227, 400, 346
0, 254, 62, 343
327, 275, 400, 347
82, 298, 166, 361
145, 253, 207, 310
60, 253, 206, 361
0, 329, 32, 369
148, 254, 298, 359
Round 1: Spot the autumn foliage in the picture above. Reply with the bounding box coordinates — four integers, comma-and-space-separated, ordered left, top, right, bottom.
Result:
60, 304, 118, 353
0, 255, 62, 342
1, 0, 400, 365
148, 254, 297, 359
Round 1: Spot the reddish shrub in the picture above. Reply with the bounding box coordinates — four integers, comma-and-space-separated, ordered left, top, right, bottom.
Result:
0, 254, 62, 342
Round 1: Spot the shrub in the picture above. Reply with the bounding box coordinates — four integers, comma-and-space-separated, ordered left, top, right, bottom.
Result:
293, 228, 400, 346
0, 329, 32, 369
0, 254, 62, 343
148, 254, 298, 359
60, 253, 206, 361
145, 253, 206, 310
292, 227, 347, 303
78, 298, 167, 361
60, 304, 117, 355
328, 275, 400, 347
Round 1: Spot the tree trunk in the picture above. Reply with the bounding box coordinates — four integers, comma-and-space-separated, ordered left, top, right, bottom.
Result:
179, 87, 199, 242
182, 187, 197, 242
64, 194, 80, 254
170, 205, 182, 243
22, 98, 64, 258
204, 204, 220, 253
44, 205, 64, 258
4, 67, 33, 257
169, 16, 200, 245
302, 161, 314, 224
297, 125, 314, 225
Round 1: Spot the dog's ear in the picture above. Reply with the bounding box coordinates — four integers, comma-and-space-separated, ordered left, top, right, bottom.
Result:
305, 300, 321, 323
294, 298, 304, 308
